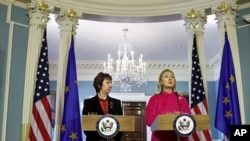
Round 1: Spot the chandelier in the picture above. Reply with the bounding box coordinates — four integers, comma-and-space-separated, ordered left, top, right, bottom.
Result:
103, 28, 147, 92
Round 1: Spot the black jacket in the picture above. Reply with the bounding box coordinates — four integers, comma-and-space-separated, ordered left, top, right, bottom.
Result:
82, 95, 123, 141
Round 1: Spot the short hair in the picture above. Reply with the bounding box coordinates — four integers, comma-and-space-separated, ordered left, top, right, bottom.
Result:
93, 72, 112, 93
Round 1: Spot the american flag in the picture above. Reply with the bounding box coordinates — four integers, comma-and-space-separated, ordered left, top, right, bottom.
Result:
29, 29, 52, 141
189, 35, 212, 141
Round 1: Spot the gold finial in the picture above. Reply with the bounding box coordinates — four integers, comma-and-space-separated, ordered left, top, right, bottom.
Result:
186, 9, 199, 19
217, 2, 229, 12
67, 9, 78, 20
224, 23, 227, 32
38, 1, 49, 13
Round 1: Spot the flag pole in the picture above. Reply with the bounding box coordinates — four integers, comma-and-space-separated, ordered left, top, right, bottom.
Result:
21, 123, 29, 141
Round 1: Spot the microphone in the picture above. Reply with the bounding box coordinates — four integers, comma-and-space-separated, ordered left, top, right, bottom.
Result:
175, 92, 182, 113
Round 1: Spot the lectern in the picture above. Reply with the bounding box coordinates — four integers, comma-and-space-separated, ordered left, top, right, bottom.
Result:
82, 115, 136, 132
151, 114, 210, 131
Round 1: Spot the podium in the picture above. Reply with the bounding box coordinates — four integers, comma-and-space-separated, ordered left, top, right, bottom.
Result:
82, 115, 136, 132
151, 114, 210, 131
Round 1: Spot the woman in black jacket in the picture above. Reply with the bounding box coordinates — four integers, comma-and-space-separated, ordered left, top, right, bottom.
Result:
82, 72, 123, 141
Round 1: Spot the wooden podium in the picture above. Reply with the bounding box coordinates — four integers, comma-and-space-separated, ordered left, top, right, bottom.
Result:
82, 115, 136, 132
151, 114, 210, 131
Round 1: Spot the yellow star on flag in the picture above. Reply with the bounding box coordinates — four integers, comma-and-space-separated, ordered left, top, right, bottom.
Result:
69, 132, 78, 140
230, 75, 235, 83
60, 125, 66, 132
225, 82, 230, 90
225, 110, 232, 119
223, 96, 230, 105
65, 86, 70, 93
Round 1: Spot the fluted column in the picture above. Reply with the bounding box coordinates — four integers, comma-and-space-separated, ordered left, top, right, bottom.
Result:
183, 9, 208, 102
21, 2, 50, 141
213, 2, 245, 123
54, 8, 79, 141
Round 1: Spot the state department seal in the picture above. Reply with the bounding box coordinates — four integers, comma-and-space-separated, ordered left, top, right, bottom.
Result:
173, 114, 196, 137
96, 114, 120, 139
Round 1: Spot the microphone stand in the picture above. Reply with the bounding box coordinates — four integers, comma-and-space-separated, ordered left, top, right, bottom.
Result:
175, 92, 181, 141
177, 135, 181, 141
175, 92, 181, 114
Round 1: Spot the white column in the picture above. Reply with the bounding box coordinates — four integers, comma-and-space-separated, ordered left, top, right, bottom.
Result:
54, 8, 79, 141
21, 2, 50, 141
183, 9, 209, 105
213, 1, 245, 123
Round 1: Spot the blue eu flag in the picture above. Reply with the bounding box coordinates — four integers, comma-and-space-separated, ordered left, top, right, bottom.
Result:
215, 32, 241, 139
60, 36, 83, 141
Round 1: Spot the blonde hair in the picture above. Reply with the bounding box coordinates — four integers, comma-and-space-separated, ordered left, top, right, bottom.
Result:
156, 69, 176, 94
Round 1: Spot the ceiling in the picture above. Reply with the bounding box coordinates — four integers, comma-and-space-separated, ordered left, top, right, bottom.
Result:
46, 14, 219, 62
39, 0, 249, 63
17, 0, 248, 81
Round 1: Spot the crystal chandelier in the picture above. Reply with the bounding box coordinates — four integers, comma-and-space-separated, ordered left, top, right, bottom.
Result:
103, 28, 147, 92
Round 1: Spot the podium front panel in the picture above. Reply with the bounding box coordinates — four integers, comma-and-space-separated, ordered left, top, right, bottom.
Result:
193, 115, 210, 131
151, 114, 177, 131
151, 114, 210, 131
82, 115, 135, 131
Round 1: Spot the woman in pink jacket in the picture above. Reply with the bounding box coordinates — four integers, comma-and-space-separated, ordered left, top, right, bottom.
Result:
145, 69, 191, 141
